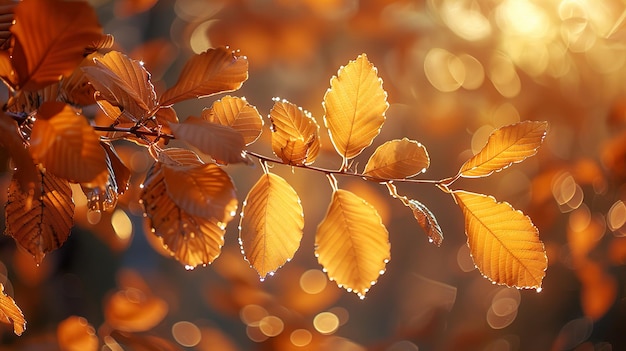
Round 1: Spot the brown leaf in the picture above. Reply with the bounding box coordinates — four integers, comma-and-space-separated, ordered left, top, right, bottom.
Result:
59, 53, 101, 107
162, 162, 237, 222
202, 95, 263, 145
269, 98, 321, 165
459, 121, 548, 178
453, 190, 547, 290
5, 170, 74, 264
408, 199, 443, 247
0, 283, 25, 336
0, 3, 15, 50
11, 0, 102, 91
0, 113, 39, 200
104, 287, 168, 332
57, 316, 98, 351
315, 189, 390, 297
81, 142, 131, 212
323, 54, 388, 167
239, 173, 304, 278
159, 47, 248, 107
30, 102, 107, 183
169, 116, 247, 165
364, 138, 430, 180
83, 50, 158, 122
84, 33, 115, 56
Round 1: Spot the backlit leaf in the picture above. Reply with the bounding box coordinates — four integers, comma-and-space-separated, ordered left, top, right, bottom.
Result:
104, 287, 168, 332
202, 95, 263, 145
159, 47, 248, 107
0, 3, 15, 50
453, 190, 547, 290
408, 199, 443, 247
11, 0, 102, 91
162, 162, 237, 222
5, 170, 74, 264
364, 138, 430, 180
83, 50, 158, 122
239, 173, 304, 278
315, 189, 390, 297
157, 147, 203, 166
169, 116, 247, 164
0, 113, 39, 200
141, 162, 228, 268
459, 121, 548, 178
323, 54, 388, 165
30, 102, 107, 183
81, 142, 131, 212
57, 316, 98, 351
269, 99, 321, 165
0, 283, 25, 336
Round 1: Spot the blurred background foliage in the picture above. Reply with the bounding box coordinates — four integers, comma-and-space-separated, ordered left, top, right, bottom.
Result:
3, 0, 626, 350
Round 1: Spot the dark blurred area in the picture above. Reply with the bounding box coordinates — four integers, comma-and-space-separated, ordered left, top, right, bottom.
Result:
3, 0, 626, 350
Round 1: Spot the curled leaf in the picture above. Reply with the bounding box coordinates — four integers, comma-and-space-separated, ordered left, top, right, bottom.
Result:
323, 54, 388, 166
269, 98, 321, 165
0, 283, 25, 336
239, 173, 304, 278
453, 190, 547, 290
315, 189, 390, 297
364, 138, 430, 180
202, 95, 263, 145
408, 199, 443, 247
459, 121, 548, 178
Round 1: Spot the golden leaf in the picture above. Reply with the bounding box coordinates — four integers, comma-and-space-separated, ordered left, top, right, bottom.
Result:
141, 162, 228, 268
202, 95, 263, 145
323, 54, 388, 165
159, 47, 248, 107
364, 138, 430, 180
157, 147, 203, 166
239, 173, 304, 278
269, 98, 321, 165
104, 288, 168, 333
453, 190, 547, 290
0, 283, 25, 336
83, 50, 158, 122
5, 170, 74, 264
30, 102, 107, 183
57, 316, 98, 351
315, 189, 390, 297
11, 0, 102, 91
408, 199, 443, 247
459, 121, 548, 178
169, 116, 247, 165
162, 163, 237, 222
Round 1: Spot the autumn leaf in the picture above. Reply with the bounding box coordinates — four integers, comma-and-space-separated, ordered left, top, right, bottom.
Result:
239, 173, 304, 278
453, 190, 547, 290
104, 288, 168, 332
30, 102, 107, 184
269, 98, 321, 165
11, 0, 102, 91
323, 54, 388, 167
315, 189, 390, 297
81, 142, 131, 212
57, 316, 98, 351
202, 95, 263, 145
0, 283, 25, 336
408, 199, 443, 247
162, 162, 237, 222
82, 50, 158, 122
159, 47, 248, 107
169, 116, 248, 164
364, 138, 430, 180
459, 121, 548, 178
0, 2, 15, 50
5, 170, 74, 264
0, 113, 39, 200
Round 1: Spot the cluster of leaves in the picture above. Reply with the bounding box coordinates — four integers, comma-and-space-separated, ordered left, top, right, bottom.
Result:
0, 0, 549, 337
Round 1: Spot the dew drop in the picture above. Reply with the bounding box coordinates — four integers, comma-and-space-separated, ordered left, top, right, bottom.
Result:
269, 271, 275, 276
428, 238, 434, 243
359, 295, 365, 300
536, 287, 542, 293
184, 265, 195, 271
322, 268, 327, 273
260, 277, 265, 282
139, 184, 144, 189
379, 269, 386, 275
370, 280, 377, 285
346, 288, 352, 293
383, 259, 390, 264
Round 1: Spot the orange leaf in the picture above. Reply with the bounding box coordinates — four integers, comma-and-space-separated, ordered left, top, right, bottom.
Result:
162, 163, 237, 222
157, 147, 203, 166
57, 316, 98, 351
408, 199, 443, 247
159, 47, 248, 107
11, 0, 102, 91
104, 288, 168, 332
5, 170, 74, 264
0, 113, 39, 200
30, 102, 107, 183
0, 283, 25, 336
323, 54, 388, 166
269, 98, 321, 165
81, 142, 131, 212
459, 121, 548, 178
83, 50, 158, 122
0, 3, 15, 50
364, 138, 430, 179
169, 116, 247, 165
315, 189, 390, 297
453, 190, 547, 290
202, 95, 263, 145
239, 173, 304, 278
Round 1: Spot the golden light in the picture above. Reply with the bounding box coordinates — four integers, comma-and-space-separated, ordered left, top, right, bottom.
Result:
457, 244, 476, 273
111, 209, 133, 240
258, 315, 284, 337
87, 210, 102, 225
313, 312, 339, 335
171, 321, 202, 347
424, 48, 463, 93
299, 269, 327, 294
487, 288, 521, 330
290, 329, 313, 347
240, 304, 268, 326
608, 200, 626, 232
438, 0, 491, 41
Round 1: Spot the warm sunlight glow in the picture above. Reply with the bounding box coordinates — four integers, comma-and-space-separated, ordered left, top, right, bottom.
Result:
111, 209, 133, 240
171, 321, 201, 347
240, 304, 268, 326
259, 316, 284, 337
608, 200, 626, 231
313, 312, 339, 335
300, 269, 328, 294
290, 329, 313, 347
